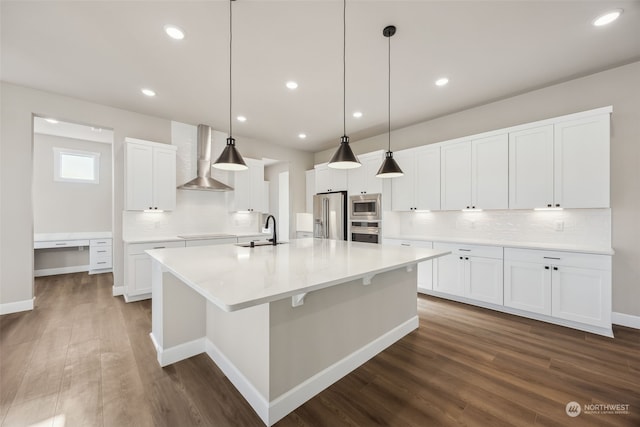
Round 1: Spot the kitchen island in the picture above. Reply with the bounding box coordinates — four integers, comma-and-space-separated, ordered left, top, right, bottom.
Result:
147, 238, 449, 426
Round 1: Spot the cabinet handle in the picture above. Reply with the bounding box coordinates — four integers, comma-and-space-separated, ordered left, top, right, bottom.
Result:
459, 256, 463, 260
465, 257, 469, 260
98, 262, 107, 265
543, 257, 560, 260
555, 204, 560, 207
401, 243, 411, 247
544, 266, 550, 270
466, 206, 470, 209
55, 243, 66, 246
153, 246, 166, 249
459, 249, 471, 252
472, 206, 475, 209
547, 204, 552, 207
553, 267, 558, 271
97, 250, 107, 253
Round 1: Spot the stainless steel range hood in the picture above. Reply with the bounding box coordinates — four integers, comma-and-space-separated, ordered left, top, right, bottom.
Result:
178, 124, 233, 191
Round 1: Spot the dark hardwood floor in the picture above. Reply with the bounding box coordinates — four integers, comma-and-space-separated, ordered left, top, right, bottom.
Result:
1, 272, 638, 426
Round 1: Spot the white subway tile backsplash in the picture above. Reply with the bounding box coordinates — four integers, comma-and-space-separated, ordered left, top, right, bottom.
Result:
384, 209, 611, 249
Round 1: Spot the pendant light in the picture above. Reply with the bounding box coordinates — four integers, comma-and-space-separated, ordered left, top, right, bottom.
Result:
213, 0, 248, 171
328, 0, 361, 170
376, 25, 404, 178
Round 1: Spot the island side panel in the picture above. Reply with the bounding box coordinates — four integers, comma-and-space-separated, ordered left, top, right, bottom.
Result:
206, 302, 270, 401
268, 267, 418, 402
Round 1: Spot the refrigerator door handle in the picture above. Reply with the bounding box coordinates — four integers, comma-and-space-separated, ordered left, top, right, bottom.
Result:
323, 197, 330, 238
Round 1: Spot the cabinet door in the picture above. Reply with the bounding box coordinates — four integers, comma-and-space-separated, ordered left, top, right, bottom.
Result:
554, 115, 610, 208
441, 142, 472, 210
127, 253, 152, 296
315, 165, 331, 193
231, 158, 263, 212
153, 146, 177, 210
126, 143, 153, 210
433, 253, 464, 296
415, 147, 441, 211
305, 170, 315, 212
391, 150, 416, 211
466, 256, 503, 305
362, 154, 383, 195
504, 260, 551, 315
551, 266, 610, 327
509, 125, 554, 209
472, 134, 508, 209
330, 168, 348, 192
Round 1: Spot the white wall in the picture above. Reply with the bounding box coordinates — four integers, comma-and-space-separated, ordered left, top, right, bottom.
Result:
33, 133, 112, 233
316, 61, 640, 317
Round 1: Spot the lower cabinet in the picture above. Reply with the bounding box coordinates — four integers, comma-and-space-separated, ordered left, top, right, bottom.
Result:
433, 243, 503, 305
504, 248, 611, 329
382, 239, 433, 293
125, 241, 186, 301
89, 238, 113, 274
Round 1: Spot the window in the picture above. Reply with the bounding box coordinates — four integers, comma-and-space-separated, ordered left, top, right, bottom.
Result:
53, 147, 100, 184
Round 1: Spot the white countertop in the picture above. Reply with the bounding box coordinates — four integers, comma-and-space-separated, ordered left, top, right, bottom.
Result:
123, 232, 267, 244
147, 238, 449, 312
34, 231, 112, 241
383, 235, 614, 255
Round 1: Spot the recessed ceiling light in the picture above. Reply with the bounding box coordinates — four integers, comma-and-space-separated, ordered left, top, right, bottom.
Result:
286, 81, 298, 90
298, 133, 307, 139
44, 118, 59, 124
593, 9, 623, 26
352, 111, 363, 118
435, 77, 449, 87
141, 88, 156, 97
164, 25, 185, 40
237, 116, 247, 122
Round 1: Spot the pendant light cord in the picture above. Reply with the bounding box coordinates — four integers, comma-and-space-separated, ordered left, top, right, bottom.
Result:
387, 31, 391, 152
342, 0, 346, 137
229, 0, 234, 138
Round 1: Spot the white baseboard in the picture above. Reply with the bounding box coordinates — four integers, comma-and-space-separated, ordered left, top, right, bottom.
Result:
123, 292, 151, 303
0, 298, 35, 315
205, 315, 419, 426
112, 285, 125, 296
155, 336, 206, 367
612, 312, 640, 330
34, 265, 89, 277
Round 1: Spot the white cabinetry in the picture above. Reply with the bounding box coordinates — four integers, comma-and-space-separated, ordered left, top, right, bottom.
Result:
89, 238, 112, 274
433, 243, 503, 305
230, 158, 266, 212
347, 151, 383, 196
125, 240, 186, 301
391, 146, 440, 211
315, 163, 348, 193
383, 238, 433, 293
441, 134, 508, 210
509, 113, 610, 209
504, 248, 611, 329
305, 170, 315, 212
125, 138, 177, 211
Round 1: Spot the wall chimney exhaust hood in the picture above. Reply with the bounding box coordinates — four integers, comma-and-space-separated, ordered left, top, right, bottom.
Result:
179, 124, 233, 191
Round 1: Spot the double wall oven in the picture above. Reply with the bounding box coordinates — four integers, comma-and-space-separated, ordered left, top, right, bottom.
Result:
349, 194, 381, 244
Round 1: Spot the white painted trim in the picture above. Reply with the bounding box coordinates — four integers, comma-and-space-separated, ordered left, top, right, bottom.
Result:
612, 312, 640, 330
205, 340, 270, 424
205, 316, 419, 426
34, 265, 89, 277
0, 298, 35, 315
123, 292, 151, 303
155, 337, 206, 367
88, 268, 112, 275
112, 285, 125, 296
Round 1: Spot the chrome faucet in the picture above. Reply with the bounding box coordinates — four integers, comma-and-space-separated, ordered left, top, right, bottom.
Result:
264, 215, 277, 246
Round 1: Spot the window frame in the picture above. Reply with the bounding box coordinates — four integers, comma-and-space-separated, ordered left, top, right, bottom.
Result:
53, 147, 101, 184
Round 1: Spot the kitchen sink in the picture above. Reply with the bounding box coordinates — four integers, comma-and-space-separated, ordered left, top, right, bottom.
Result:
235, 241, 288, 248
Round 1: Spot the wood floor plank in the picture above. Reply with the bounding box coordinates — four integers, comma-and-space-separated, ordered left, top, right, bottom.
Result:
1, 273, 639, 427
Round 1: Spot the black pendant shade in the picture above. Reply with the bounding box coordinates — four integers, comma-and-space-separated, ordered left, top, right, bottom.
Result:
328, 135, 360, 169
376, 151, 403, 178
213, 137, 248, 171
377, 25, 403, 179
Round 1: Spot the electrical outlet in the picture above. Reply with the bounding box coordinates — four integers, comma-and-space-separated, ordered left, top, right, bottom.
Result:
555, 220, 564, 231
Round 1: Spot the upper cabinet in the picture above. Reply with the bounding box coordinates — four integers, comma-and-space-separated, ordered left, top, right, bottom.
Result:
392, 145, 440, 211
347, 151, 384, 196
315, 163, 348, 193
229, 158, 266, 212
509, 113, 610, 209
125, 138, 177, 211
441, 134, 508, 210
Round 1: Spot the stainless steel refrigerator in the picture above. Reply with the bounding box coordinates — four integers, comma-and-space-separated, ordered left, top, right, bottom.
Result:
313, 191, 347, 240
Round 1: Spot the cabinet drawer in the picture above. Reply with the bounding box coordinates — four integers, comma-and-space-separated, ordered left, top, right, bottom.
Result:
90, 238, 112, 247
504, 248, 610, 270
34, 239, 90, 249
91, 255, 112, 269
127, 240, 185, 255
434, 242, 502, 259
90, 246, 112, 258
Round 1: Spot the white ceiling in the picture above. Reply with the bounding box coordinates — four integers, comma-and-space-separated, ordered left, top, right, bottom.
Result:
2, 1, 639, 153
